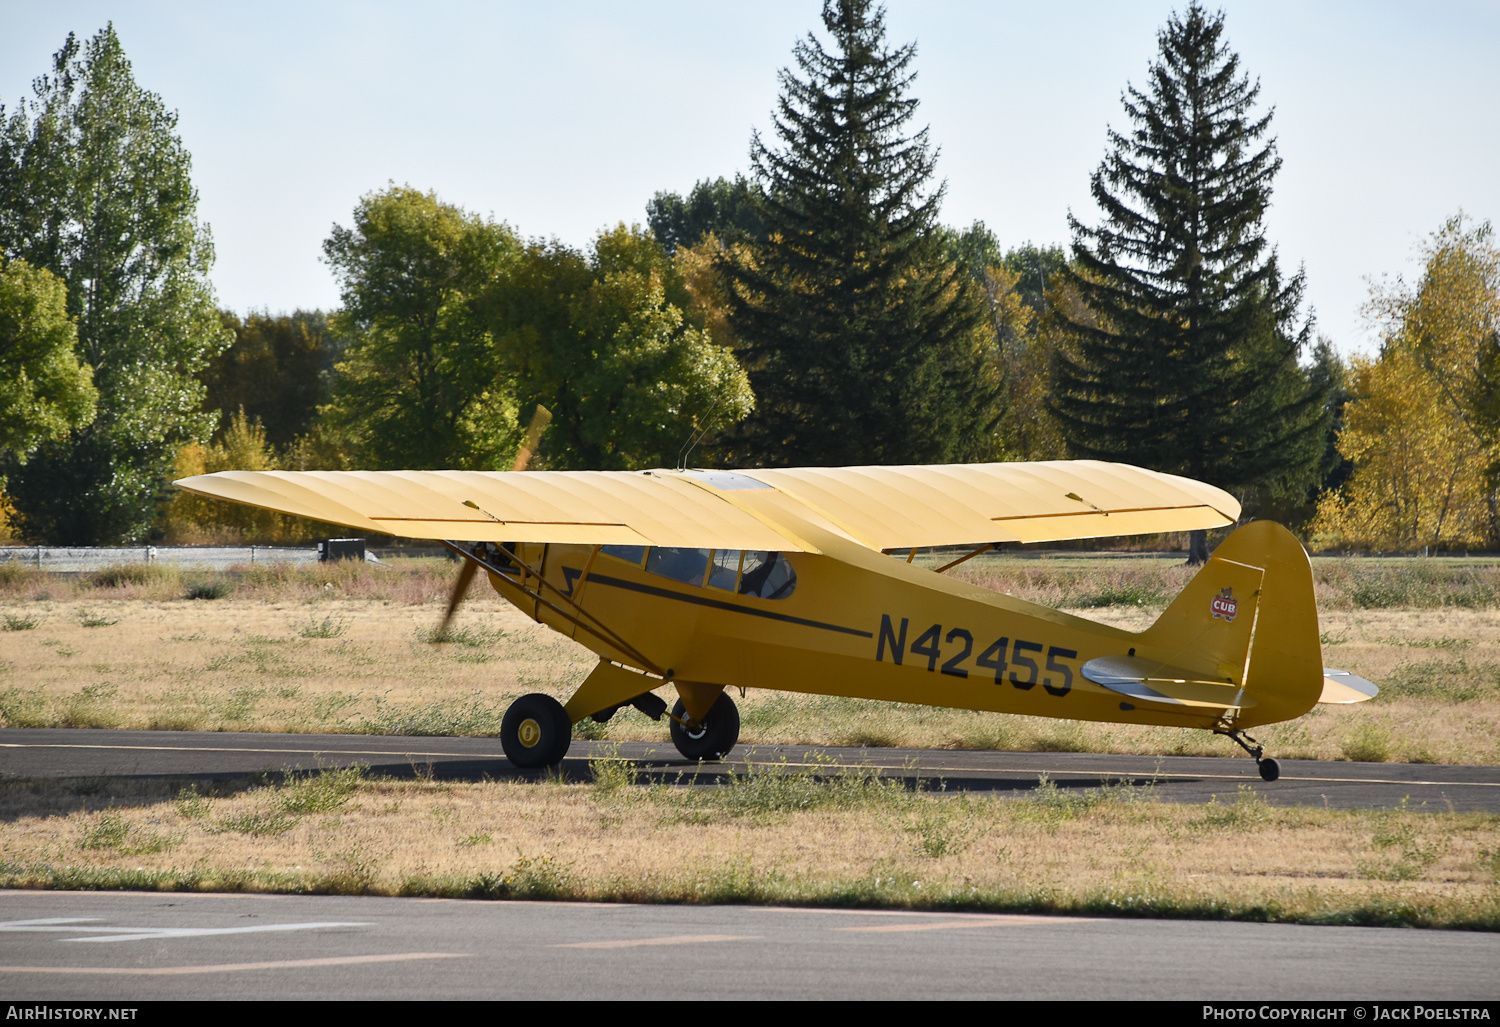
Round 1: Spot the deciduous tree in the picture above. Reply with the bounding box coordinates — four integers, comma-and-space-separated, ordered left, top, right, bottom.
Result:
319, 186, 522, 470
0, 26, 228, 543
495, 225, 753, 470
0, 257, 95, 464
204, 310, 339, 451
1313, 216, 1500, 550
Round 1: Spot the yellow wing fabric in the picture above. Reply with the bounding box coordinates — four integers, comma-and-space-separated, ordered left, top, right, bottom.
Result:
738, 461, 1240, 549
174, 460, 1238, 552
172, 470, 814, 551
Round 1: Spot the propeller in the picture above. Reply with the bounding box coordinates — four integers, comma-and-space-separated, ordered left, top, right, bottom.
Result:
433, 404, 552, 641
512, 404, 552, 472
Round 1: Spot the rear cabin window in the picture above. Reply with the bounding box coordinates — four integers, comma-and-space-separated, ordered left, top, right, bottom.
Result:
738, 551, 796, 600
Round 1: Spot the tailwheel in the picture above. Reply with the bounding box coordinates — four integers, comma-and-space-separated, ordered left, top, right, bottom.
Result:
1217, 728, 1279, 782
501, 693, 572, 768
669, 693, 740, 761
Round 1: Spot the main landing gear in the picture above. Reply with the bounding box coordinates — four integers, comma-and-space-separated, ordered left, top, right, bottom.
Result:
499, 689, 743, 769
1218, 728, 1280, 782
668, 693, 740, 761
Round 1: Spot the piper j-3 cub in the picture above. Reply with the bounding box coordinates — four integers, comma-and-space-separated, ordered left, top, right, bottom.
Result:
175, 460, 1377, 781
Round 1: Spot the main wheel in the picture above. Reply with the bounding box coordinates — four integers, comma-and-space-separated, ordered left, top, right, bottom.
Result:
1258, 757, 1280, 782
501, 693, 572, 768
669, 693, 740, 761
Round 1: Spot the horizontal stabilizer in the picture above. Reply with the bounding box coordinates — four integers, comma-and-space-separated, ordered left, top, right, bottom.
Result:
1081, 655, 1254, 711
1319, 669, 1379, 704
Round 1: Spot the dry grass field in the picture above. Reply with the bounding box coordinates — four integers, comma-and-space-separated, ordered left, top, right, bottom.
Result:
1, 552, 1497, 926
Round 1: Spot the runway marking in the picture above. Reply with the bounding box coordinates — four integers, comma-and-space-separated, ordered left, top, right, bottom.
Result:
5, 740, 1497, 790
0, 952, 467, 975
551, 934, 758, 949
833, 916, 1076, 932
0, 918, 370, 943
595, 755, 1500, 789
0, 742, 504, 759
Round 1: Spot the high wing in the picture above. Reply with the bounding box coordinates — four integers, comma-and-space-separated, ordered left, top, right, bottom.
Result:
173, 460, 1239, 552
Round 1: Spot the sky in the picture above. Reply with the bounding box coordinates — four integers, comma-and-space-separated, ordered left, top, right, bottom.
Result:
2, 1, 1496, 356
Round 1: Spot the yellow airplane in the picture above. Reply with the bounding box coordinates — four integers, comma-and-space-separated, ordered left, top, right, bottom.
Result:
175, 460, 1377, 780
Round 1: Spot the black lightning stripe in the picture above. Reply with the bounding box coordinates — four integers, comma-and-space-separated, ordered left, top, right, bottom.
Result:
584, 572, 873, 638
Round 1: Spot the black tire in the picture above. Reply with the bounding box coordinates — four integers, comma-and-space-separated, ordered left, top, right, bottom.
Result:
1258, 757, 1280, 782
669, 693, 740, 760
501, 693, 572, 768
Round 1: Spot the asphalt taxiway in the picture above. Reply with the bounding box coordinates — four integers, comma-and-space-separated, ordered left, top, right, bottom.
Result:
2, 727, 1497, 811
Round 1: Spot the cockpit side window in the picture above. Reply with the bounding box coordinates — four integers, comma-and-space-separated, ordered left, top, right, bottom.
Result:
600, 545, 647, 567
738, 551, 796, 600
646, 547, 711, 587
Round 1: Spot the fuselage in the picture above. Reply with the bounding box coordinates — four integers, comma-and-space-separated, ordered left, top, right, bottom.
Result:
485, 504, 1258, 733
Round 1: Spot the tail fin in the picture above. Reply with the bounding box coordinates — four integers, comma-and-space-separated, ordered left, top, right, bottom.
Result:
1138, 521, 1323, 728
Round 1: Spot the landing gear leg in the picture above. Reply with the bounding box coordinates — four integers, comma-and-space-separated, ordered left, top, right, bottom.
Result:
1217, 728, 1279, 782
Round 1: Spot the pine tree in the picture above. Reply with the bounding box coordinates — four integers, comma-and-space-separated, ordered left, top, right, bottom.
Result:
1051, 3, 1328, 561
722, 0, 996, 467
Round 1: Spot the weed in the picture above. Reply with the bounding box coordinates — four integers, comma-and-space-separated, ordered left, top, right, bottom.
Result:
91, 564, 174, 589
501, 853, 575, 900
665, 758, 909, 824
1342, 722, 1394, 763
1379, 660, 1495, 703
318, 843, 385, 894
418, 625, 496, 647
216, 686, 265, 722
588, 745, 639, 797
60, 683, 120, 729
174, 786, 213, 821
276, 765, 366, 815
186, 580, 230, 600
458, 832, 492, 848
80, 811, 130, 850
0, 687, 48, 728
902, 794, 986, 858
76, 610, 118, 628
1357, 801, 1446, 881
1192, 785, 1275, 831
2, 613, 40, 631
79, 810, 177, 854
297, 613, 349, 639
217, 811, 298, 836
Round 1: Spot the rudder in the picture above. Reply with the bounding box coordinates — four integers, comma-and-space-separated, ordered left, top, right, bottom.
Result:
1140, 521, 1322, 728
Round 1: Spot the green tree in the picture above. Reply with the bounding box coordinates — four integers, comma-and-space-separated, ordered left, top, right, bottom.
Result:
204, 309, 340, 451
319, 186, 523, 470
721, 0, 997, 467
647, 176, 766, 256
0, 257, 96, 464
0, 26, 227, 543
495, 224, 754, 470
1050, 3, 1328, 562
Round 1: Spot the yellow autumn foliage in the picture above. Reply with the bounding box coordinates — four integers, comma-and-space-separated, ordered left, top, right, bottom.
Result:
1313, 217, 1500, 550
157, 409, 300, 543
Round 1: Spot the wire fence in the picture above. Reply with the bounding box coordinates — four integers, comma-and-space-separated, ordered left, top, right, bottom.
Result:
0, 545, 322, 571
